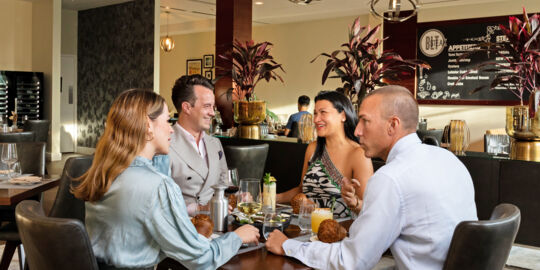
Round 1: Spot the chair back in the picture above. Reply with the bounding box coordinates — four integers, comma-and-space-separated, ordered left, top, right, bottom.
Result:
417, 129, 443, 146
17, 142, 46, 176
0, 131, 34, 143
23, 120, 50, 143
224, 144, 269, 180
443, 203, 521, 270
49, 155, 93, 222
15, 200, 99, 270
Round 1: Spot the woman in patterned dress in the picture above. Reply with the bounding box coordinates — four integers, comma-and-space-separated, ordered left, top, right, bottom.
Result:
277, 91, 373, 217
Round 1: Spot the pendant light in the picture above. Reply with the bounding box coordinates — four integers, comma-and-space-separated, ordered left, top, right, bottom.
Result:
370, 0, 418, 22
160, 11, 175, 52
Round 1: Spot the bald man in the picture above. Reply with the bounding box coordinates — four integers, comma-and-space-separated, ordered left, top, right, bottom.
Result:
266, 86, 477, 270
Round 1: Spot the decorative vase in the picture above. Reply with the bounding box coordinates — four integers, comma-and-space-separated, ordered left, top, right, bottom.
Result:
506, 96, 540, 161
233, 100, 266, 139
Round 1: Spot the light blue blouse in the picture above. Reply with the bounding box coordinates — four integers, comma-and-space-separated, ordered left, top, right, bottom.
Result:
85, 156, 242, 269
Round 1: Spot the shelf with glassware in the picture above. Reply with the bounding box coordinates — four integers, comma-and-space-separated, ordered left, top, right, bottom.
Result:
0, 71, 44, 127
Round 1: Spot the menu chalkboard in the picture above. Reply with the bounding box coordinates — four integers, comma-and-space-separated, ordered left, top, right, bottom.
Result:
416, 16, 527, 105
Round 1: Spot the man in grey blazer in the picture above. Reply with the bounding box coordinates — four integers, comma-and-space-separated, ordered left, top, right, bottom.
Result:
169, 75, 228, 214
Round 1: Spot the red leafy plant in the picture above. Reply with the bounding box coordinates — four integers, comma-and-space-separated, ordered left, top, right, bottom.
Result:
457, 8, 540, 107
218, 40, 285, 101
312, 16, 430, 105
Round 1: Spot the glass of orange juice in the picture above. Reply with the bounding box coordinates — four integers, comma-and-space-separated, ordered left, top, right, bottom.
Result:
311, 208, 333, 234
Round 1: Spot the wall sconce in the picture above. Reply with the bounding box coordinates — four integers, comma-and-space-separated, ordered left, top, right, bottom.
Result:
160, 11, 175, 52
370, 0, 418, 22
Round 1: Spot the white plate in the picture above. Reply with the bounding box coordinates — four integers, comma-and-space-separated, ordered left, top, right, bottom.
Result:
310, 235, 319, 242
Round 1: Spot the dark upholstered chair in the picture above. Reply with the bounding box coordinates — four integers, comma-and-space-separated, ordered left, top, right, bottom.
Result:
49, 155, 93, 222
17, 142, 46, 176
23, 120, 50, 144
224, 144, 269, 180
15, 200, 99, 270
0, 131, 34, 143
443, 203, 521, 270
417, 129, 444, 146
0, 142, 46, 270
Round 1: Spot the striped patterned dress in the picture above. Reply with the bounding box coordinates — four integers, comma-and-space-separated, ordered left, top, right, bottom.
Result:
302, 148, 350, 218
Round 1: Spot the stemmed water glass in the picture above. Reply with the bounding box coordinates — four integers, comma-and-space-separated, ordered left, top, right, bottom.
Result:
262, 211, 283, 240
1, 143, 17, 180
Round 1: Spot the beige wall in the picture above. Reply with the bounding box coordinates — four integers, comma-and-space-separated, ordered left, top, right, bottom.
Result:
0, 0, 33, 71
160, 0, 540, 152
61, 9, 77, 55
32, 0, 62, 160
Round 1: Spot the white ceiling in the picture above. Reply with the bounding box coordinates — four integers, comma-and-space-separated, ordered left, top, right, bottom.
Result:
62, 0, 510, 35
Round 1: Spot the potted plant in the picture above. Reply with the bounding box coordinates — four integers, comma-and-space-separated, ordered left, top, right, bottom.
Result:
458, 8, 540, 141
219, 40, 285, 138
312, 16, 430, 107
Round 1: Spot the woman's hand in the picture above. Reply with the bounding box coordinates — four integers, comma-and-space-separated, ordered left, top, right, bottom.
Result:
341, 177, 363, 213
234, 225, 260, 245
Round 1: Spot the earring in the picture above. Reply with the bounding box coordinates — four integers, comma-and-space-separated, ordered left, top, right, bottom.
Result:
342, 119, 346, 122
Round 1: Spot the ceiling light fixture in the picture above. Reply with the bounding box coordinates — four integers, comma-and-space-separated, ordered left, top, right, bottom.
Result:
255, 1, 264, 5
288, 0, 320, 6
160, 11, 175, 52
370, 0, 418, 22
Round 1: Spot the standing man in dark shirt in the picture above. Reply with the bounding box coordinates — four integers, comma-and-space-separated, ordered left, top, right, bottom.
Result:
284, 95, 311, 137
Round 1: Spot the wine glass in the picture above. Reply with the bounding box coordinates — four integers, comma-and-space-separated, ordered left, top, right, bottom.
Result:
238, 178, 261, 216
1, 143, 17, 180
262, 211, 283, 240
224, 168, 239, 194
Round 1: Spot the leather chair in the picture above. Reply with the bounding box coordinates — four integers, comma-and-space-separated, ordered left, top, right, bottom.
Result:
15, 200, 99, 270
443, 203, 521, 270
23, 120, 50, 144
0, 131, 34, 143
49, 155, 93, 222
224, 144, 269, 180
17, 142, 46, 176
417, 129, 444, 146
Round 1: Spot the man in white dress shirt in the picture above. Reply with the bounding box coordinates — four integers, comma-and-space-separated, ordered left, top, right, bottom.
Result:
168, 75, 228, 214
266, 85, 478, 270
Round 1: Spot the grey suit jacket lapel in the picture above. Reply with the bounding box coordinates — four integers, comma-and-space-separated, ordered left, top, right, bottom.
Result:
171, 125, 209, 179
200, 136, 220, 192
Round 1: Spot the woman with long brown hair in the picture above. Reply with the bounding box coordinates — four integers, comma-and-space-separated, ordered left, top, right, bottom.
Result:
73, 89, 258, 270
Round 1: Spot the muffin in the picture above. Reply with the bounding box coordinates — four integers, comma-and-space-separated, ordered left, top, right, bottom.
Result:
317, 219, 347, 243
191, 214, 214, 238
228, 193, 237, 210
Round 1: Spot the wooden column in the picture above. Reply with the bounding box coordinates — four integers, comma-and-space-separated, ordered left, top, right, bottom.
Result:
215, 0, 252, 128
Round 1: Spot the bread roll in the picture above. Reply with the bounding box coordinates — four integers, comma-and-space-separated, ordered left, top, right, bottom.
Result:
291, 193, 307, 214
191, 214, 214, 238
317, 219, 347, 243
228, 193, 237, 210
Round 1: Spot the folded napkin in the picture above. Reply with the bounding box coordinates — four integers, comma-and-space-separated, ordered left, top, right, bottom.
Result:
8, 175, 42, 185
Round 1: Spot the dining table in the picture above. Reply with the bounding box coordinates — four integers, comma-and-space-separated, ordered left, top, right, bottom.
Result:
0, 175, 60, 206
156, 216, 354, 270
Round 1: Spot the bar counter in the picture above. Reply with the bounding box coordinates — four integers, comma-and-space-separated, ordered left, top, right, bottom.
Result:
218, 136, 540, 247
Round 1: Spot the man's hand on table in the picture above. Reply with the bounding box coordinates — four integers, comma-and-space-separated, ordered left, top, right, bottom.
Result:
265, 229, 288, 255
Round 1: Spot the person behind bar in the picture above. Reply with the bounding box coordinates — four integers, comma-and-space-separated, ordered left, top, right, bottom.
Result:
276, 91, 373, 217
266, 85, 478, 270
74, 89, 259, 269
166, 75, 229, 214
284, 95, 311, 137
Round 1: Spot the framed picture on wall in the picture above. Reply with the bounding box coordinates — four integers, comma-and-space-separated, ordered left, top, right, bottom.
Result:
204, 70, 213, 80
186, 59, 202, 75
203, 54, 214, 68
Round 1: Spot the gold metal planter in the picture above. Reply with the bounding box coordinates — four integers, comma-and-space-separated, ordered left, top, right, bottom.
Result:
506, 105, 540, 161
233, 100, 266, 139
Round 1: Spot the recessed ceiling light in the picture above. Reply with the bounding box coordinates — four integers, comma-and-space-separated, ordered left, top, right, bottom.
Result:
255, 1, 264, 5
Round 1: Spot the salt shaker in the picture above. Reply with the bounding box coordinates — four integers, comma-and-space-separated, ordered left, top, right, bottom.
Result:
210, 184, 229, 232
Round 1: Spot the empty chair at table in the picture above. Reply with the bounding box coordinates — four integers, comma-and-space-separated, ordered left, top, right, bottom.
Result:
0, 131, 34, 143
443, 203, 521, 270
15, 200, 99, 270
224, 144, 269, 180
23, 120, 50, 144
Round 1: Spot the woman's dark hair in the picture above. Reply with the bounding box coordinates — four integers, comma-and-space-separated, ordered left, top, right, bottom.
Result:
312, 91, 359, 161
